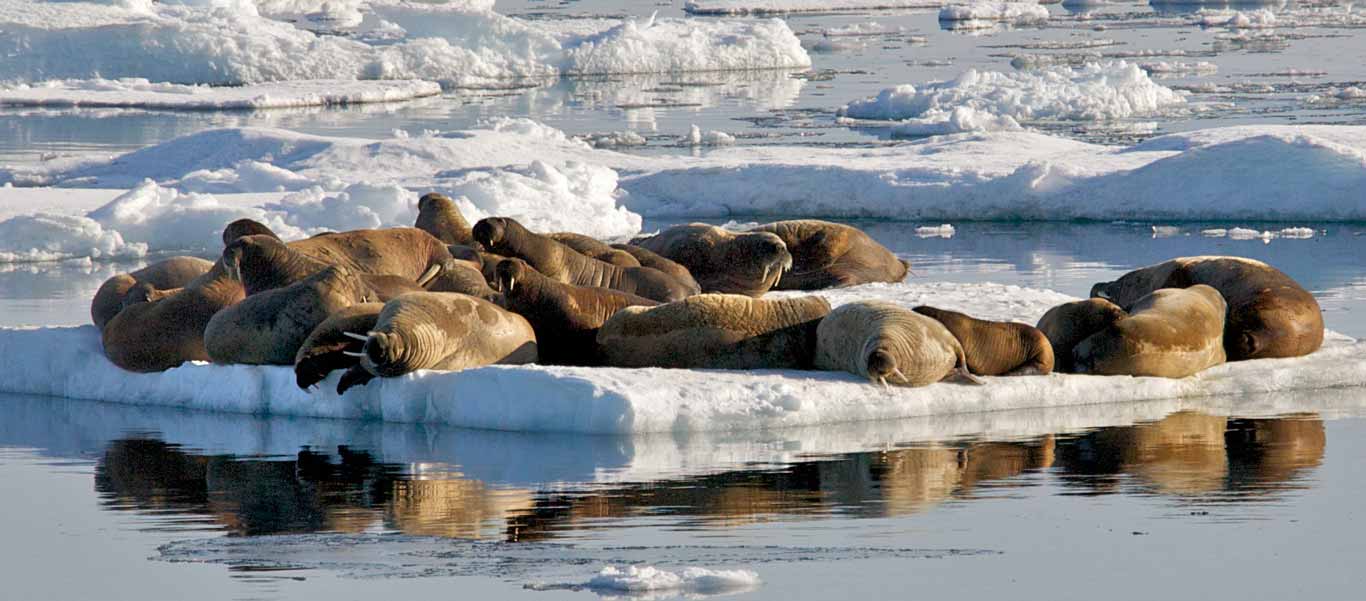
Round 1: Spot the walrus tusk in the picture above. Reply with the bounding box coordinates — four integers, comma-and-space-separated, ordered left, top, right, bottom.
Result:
892, 367, 908, 384
878, 376, 889, 390
342, 331, 369, 342
508, 277, 516, 292
342, 350, 366, 358
762, 264, 770, 283
417, 264, 442, 287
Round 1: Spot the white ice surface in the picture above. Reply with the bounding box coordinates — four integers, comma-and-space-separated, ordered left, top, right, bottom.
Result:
938, 2, 1050, 28
583, 566, 762, 595
0, 79, 441, 110
0, 281, 1360, 434
0, 0, 810, 89
685, 0, 942, 14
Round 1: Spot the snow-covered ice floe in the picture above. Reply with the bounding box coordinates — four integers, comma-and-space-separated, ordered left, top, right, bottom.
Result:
938, 2, 1051, 29
838, 61, 1186, 132
685, 0, 943, 15
0, 0, 811, 90
0, 281, 1361, 434
0, 79, 442, 111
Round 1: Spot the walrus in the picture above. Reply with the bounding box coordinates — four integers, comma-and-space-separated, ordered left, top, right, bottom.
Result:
610, 243, 702, 295
496, 258, 659, 366
293, 302, 384, 390
595, 293, 831, 370
414, 192, 480, 248
473, 217, 691, 302
101, 260, 246, 372
753, 220, 910, 290
547, 232, 640, 267
1089, 256, 1324, 361
91, 256, 215, 331
337, 292, 538, 393
913, 306, 1054, 376
631, 223, 793, 297
814, 301, 979, 387
1035, 298, 1127, 373
222, 218, 282, 246
426, 258, 503, 303
1073, 284, 1228, 378
204, 266, 371, 366
119, 282, 182, 310
223, 234, 433, 300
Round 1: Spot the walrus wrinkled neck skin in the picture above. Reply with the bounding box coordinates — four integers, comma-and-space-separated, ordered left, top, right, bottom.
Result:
415, 192, 478, 247
227, 235, 327, 296
476, 218, 568, 279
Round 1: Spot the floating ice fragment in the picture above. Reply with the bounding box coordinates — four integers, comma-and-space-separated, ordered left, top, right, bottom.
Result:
916, 224, 956, 238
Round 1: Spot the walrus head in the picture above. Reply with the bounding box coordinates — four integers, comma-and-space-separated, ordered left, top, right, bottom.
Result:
865, 347, 906, 388
120, 282, 159, 310
361, 331, 411, 377
495, 258, 533, 294
720, 231, 793, 294
1089, 281, 1114, 301
222, 218, 281, 247
418, 192, 456, 215
222, 234, 323, 295
473, 217, 511, 249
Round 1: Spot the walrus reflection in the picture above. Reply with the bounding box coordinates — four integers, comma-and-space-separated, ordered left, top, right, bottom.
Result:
387, 477, 537, 539
1226, 415, 1325, 492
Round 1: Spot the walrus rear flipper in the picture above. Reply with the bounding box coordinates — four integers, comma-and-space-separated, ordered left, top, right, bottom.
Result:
337, 365, 375, 395
948, 365, 986, 385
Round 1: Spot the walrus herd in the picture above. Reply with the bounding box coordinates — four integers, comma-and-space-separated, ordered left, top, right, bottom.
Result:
92, 192, 1326, 392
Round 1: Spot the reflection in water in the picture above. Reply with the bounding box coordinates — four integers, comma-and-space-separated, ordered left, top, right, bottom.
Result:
89, 411, 1326, 542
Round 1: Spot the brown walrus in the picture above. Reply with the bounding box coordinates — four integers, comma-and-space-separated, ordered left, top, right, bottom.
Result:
595, 294, 831, 370
425, 258, 503, 303
91, 256, 214, 331
912, 306, 1054, 376
547, 232, 640, 267
1073, 284, 1228, 378
204, 266, 371, 365
495, 258, 659, 366
221, 218, 282, 246
223, 234, 433, 300
414, 192, 480, 248
610, 243, 702, 295
814, 301, 979, 387
293, 302, 384, 390
101, 260, 246, 372
1035, 298, 1128, 373
1089, 256, 1324, 361
631, 223, 793, 297
473, 217, 691, 302
338, 292, 538, 393
753, 220, 910, 290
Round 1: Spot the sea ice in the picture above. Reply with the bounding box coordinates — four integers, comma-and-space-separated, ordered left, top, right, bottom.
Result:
0, 79, 442, 110
685, 0, 942, 15
939, 2, 1051, 29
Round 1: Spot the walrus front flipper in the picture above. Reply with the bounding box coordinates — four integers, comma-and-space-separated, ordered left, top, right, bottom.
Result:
336, 365, 375, 395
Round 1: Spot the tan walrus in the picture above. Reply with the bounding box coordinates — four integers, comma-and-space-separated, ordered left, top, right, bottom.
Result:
222, 218, 283, 246
91, 256, 214, 331
223, 234, 433, 300
753, 220, 910, 290
912, 306, 1054, 376
631, 223, 793, 297
101, 260, 245, 372
1089, 256, 1324, 361
293, 302, 384, 390
414, 192, 480, 248
225, 220, 457, 285
610, 243, 702, 295
1073, 284, 1228, 378
547, 232, 640, 267
204, 266, 372, 365
1035, 298, 1128, 373
815, 301, 979, 387
473, 217, 692, 302
495, 258, 659, 366
338, 292, 538, 393
595, 294, 830, 370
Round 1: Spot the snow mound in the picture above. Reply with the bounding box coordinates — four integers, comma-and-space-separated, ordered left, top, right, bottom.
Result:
0, 78, 441, 110
685, 0, 941, 15
584, 565, 762, 595
939, 2, 1050, 28
840, 61, 1185, 129
0, 1, 810, 89
0, 281, 1360, 433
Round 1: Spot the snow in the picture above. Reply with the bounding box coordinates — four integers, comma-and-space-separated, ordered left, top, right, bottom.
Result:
939, 2, 1051, 28
839, 62, 1186, 130
0, 79, 442, 111
1197, 9, 1277, 29
583, 565, 762, 595
0, 281, 1360, 434
0, 0, 810, 90
685, 0, 942, 15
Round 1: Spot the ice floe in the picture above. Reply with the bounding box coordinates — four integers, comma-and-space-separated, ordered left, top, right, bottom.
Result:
838, 61, 1186, 131
939, 2, 1051, 29
0, 79, 442, 111
685, 0, 943, 15
0, 0, 811, 90
581, 565, 762, 596
0, 281, 1360, 434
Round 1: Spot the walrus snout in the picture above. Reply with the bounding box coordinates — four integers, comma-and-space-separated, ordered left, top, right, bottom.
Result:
495, 258, 530, 293
363, 331, 408, 375
120, 282, 159, 310
473, 218, 508, 248
866, 348, 898, 383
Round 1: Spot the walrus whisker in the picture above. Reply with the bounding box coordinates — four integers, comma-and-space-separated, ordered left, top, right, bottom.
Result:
342, 331, 369, 342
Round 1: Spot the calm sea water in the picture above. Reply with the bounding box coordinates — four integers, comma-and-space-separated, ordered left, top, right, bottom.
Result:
3, 0, 1366, 599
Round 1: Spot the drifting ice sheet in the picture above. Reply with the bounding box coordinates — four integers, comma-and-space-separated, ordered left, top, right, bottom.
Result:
685, 0, 942, 14
0, 282, 1360, 434
0, 79, 442, 110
